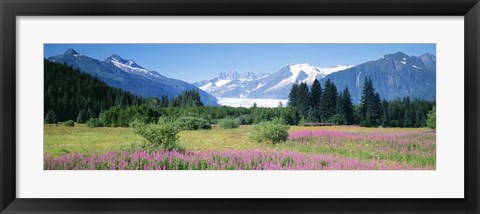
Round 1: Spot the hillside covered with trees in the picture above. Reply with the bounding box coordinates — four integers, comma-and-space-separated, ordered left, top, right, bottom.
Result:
45, 60, 435, 129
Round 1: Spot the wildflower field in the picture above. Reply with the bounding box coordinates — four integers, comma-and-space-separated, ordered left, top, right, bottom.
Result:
44, 125, 435, 170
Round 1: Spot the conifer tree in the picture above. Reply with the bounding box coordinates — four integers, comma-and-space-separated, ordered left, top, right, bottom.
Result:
288, 83, 299, 107
296, 82, 310, 118
45, 110, 58, 124
341, 87, 355, 125
309, 79, 322, 121
381, 100, 389, 127
360, 77, 382, 127
371, 92, 383, 126
320, 79, 337, 121
76, 109, 88, 123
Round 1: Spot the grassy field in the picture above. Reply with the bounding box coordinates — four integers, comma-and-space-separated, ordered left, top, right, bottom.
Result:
44, 124, 435, 170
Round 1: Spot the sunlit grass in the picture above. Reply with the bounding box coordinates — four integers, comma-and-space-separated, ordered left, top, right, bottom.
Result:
44, 124, 435, 169
44, 124, 143, 156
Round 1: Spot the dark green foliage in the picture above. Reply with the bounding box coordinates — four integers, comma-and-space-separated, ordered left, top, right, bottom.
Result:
381, 100, 389, 127
170, 89, 203, 107
45, 110, 58, 124
309, 79, 322, 121
360, 77, 383, 127
131, 119, 181, 151
238, 114, 253, 125
320, 79, 338, 121
426, 105, 436, 129
251, 106, 299, 125
175, 116, 211, 130
287, 77, 434, 128
44, 60, 145, 122
76, 109, 88, 123
249, 118, 289, 144
64, 120, 75, 127
341, 88, 355, 125
381, 97, 433, 128
86, 118, 102, 128
296, 82, 310, 118
96, 104, 300, 128
288, 83, 299, 107
218, 117, 241, 129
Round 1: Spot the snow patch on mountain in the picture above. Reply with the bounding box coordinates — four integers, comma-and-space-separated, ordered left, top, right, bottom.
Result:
194, 63, 353, 100
106, 55, 162, 79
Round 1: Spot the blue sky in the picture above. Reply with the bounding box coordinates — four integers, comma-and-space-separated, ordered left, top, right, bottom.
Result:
44, 44, 435, 83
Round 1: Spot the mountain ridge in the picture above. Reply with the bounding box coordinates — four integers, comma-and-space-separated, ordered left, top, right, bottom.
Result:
48, 49, 219, 106
194, 52, 435, 103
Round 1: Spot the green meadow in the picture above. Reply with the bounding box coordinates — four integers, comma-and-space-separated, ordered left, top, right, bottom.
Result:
44, 124, 435, 169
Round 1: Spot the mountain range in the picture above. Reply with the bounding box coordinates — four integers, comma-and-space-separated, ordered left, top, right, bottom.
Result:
193, 64, 352, 99
47, 49, 219, 106
194, 52, 436, 103
48, 49, 436, 106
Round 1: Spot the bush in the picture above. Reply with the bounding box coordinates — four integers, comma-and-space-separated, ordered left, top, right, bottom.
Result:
64, 120, 75, 127
238, 114, 253, 125
218, 117, 241, 129
426, 105, 436, 129
175, 116, 211, 130
298, 117, 306, 126
132, 118, 181, 151
86, 118, 102, 128
250, 118, 289, 144
329, 114, 345, 125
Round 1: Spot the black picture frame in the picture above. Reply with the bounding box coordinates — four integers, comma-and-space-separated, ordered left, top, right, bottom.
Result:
1, 0, 479, 213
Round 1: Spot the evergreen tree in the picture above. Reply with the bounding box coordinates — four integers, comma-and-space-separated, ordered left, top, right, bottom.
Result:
371, 92, 383, 126
320, 79, 337, 121
288, 83, 299, 107
381, 100, 389, 127
333, 92, 345, 124
309, 79, 322, 121
360, 77, 382, 127
296, 82, 310, 118
45, 110, 58, 124
76, 109, 88, 123
44, 60, 145, 122
341, 87, 355, 125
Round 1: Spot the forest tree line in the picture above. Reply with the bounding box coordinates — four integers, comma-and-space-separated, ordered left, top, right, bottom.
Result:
44, 60, 205, 123
45, 60, 435, 128
288, 78, 435, 127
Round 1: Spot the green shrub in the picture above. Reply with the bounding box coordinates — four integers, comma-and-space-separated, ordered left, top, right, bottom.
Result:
64, 120, 75, 127
238, 114, 253, 125
329, 114, 345, 125
86, 118, 102, 128
218, 117, 241, 129
175, 116, 211, 130
132, 118, 181, 151
250, 118, 289, 144
426, 105, 436, 129
298, 117, 307, 126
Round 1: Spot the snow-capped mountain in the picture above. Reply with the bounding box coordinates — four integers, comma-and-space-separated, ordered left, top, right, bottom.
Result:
321, 52, 436, 103
193, 63, 352, 99
48, 49, 219, 106
194, 51, 436, 103
104, 54, 163, 79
